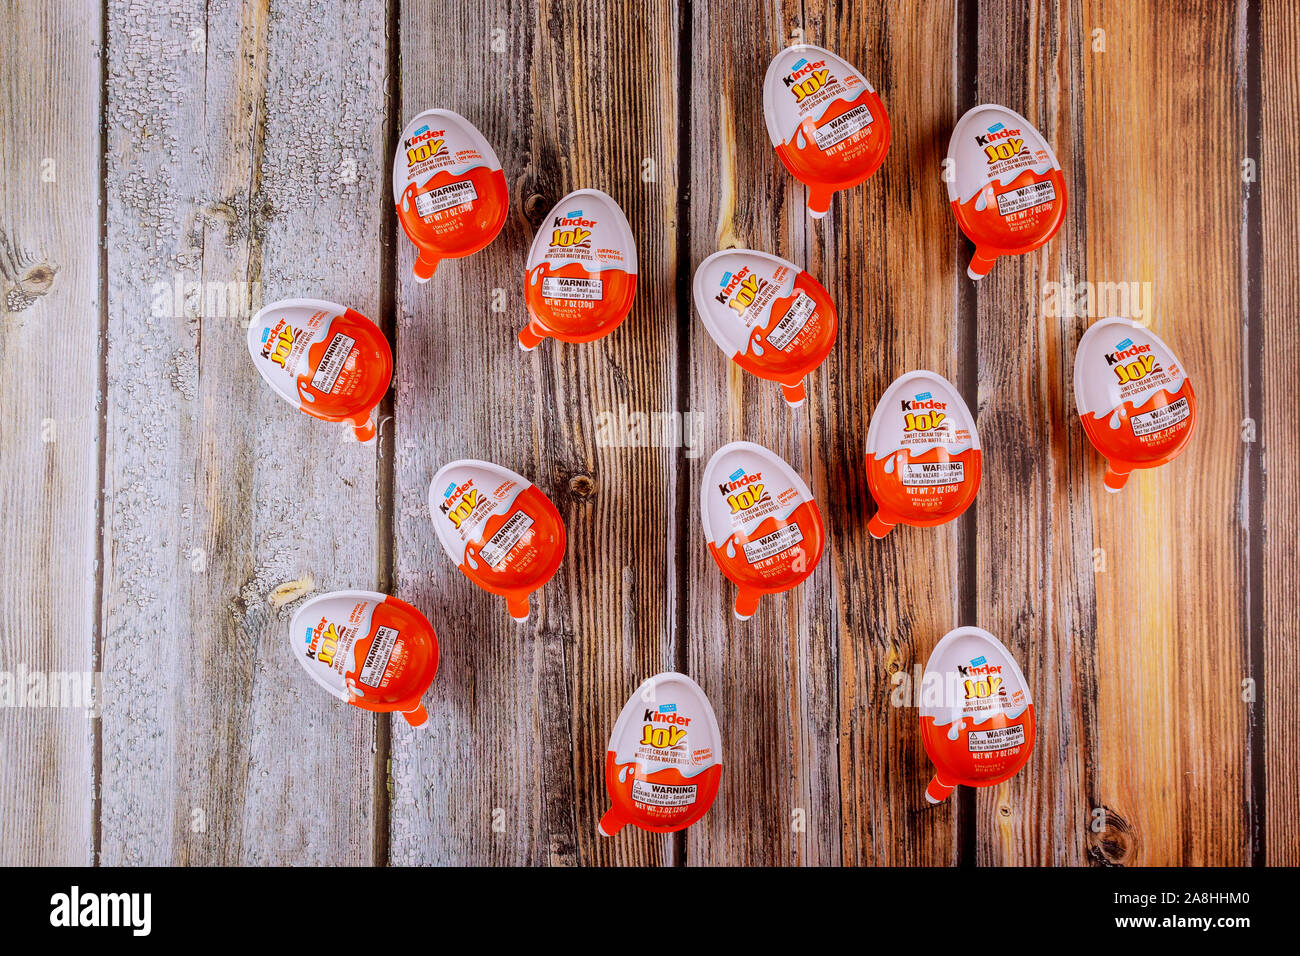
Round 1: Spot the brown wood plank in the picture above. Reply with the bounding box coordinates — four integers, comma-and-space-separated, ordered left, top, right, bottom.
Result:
389, 0, 681, 865
1260, 0, 1300, 866
972, 0, 1249, 865
684, 1, 961, 865
0, 0, 101, 865
805, 0, 965, 866
99, 0, 389, 864
967, 0, 1094, 869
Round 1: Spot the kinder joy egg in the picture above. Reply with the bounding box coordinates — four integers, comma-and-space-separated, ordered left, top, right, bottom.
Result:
428, 459, 566, 622
393, 109, 509, 282
520, 188, 638, 350
247, 298, 393, 443
1074, 316, 1197, 493
763, 44, 890, 219
946, 104, 1067, 279
700, 441, 825, 620
599, 671, 722, 836
693, 249, 837, 407
920, 626, 1035, 804
865, 370, 981, 538
289, 590, 439, 728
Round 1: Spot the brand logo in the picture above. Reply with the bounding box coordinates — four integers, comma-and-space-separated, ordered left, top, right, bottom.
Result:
305, 617, 341, 667
719, 469, 767, 513
550, 209, 595, 248
640, 708, 691, 749
782, 57, 832, 102
49, 886, 152, 936
901, 396, 948, 431
404, 125, 446, 166
1105, 341, 1162, 384
900, 397, 946, 411
975, 123, 1025, 162
439, 480, 479, 529
955, 659, 1005, 700
715, 266, 765, 314
260, 319, 298, 368
718, 470, 762, 493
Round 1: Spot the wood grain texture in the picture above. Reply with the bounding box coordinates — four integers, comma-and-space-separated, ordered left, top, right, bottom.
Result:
683, 0, 962, 866
99, 0, 388, 864
681, 0, 967, 868
683, 0, 835, 867
972, 0, 1249, 865
806, 0, 964, 868
0, 0, 101, 865
389, 0, 681, 865
1260, 0, 1300, 866
967, 0, 1096, 869
1075, 0, 1248, 866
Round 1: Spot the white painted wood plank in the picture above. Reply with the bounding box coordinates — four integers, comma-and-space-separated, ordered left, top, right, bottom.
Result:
99, 0, 388, 864
0, 0, 102, 866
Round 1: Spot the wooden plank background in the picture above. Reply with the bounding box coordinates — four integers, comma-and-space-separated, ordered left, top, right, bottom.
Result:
0, 0, 1295, 866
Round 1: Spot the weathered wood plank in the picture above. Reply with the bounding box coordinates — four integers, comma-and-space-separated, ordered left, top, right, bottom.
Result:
389, 0, 681, 865
0, 0, 102, 865
966, 0, 1095, 869
804, 0, 964, 868
683, 0, 834, 867
972, 0, 1249, 865
684, 0, 962, 865
1260, 0, 1300, 866
99, 0, 388, 864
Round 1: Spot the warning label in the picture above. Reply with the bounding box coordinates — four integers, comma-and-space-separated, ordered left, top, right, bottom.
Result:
902, 461, 965, 487
995, 179, 1056, 216
358, 625, 399, 687
968, 725, 1025, 753
541, 276, 603, 301
311, 332, 354, 393
478, 511, 534, 569
1130, 396, 1190, 437
632, 779, 697, 808
415, 180, 478, 216
767, 291, 816, 351
742, 523, 804, 564
813, 103, 874, 151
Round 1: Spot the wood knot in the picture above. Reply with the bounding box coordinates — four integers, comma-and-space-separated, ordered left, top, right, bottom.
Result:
4, 262, 58, 312
568, 474, 596, 499
21, 263, 56, 294
524, 193, 549, 223
1088, 806, 1138, 866
202, 200, 238, 223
